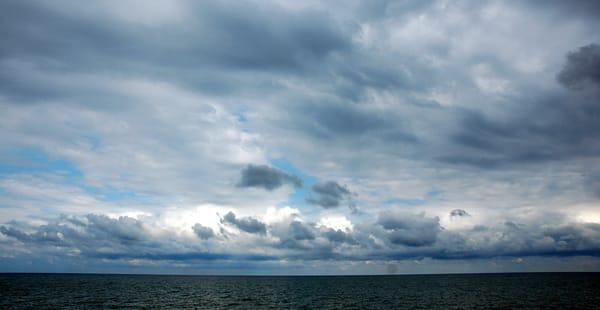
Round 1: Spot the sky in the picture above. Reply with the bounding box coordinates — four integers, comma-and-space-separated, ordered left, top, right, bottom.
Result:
1, 0, 600, 275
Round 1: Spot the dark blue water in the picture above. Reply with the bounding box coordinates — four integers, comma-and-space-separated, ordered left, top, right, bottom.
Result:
1, 273, 599, 309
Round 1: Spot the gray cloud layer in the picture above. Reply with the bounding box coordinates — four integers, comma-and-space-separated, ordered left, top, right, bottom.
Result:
2, 211, 599, 265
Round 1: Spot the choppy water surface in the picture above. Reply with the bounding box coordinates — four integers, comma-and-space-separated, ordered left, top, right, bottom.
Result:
1, 273, 599, 309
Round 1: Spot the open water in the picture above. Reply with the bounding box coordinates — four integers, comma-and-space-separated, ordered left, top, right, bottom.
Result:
1, 272, 599, 309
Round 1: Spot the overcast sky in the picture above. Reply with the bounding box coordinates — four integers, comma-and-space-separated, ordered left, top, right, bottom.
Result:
1, 0, 600, 275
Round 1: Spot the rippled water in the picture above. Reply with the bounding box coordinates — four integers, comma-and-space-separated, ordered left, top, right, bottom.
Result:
1, 273, 599, 309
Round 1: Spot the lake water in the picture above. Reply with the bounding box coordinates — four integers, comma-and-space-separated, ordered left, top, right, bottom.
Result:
1, 273, 599, 309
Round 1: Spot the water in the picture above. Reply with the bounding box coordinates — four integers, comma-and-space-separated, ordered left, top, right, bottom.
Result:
1, 273, 599, 309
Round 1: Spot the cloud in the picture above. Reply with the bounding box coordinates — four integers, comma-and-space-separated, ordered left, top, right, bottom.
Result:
557, 43, 600, 89
192, 224, 215, 240
237, 164, 302, 190
85, 214, 146, 243
307, 181, 355, 209
288, 221, 316, 241
0, 214, 151, 256
0, 211, 599, 269
323, 228, 356, 244
584, 170, 600, 198
0, 214, 148, 247
440, 43, 600, 169
450, 209, 470, 218
0, 226, 37, 243
0, 0, 352, 103
273, 220, 319, 250
378, 212, 441, 247
221, 211, 267, 235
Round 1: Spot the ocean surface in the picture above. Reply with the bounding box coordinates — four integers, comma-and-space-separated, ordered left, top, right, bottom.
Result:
1, 273, 599, 309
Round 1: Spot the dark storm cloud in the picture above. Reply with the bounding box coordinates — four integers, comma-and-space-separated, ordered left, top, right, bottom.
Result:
297, 102, 419, 141
193, 3, 351, 72
557, 44, 600, 89
524, 0, 600, 20
238, 164, 302, 190
0, 0, 351, 70
307, 103, 386, 136
331, 56, 422, 101
441, 43, 600, 169
0, 0, 353, 102
378, 212, 441, 247
221, 211, 267, 235
450, 209, 470, 218
192, 224, 215, 240
354, 0, 435, 21
0, 0, 433, 115
307, 181, 355, 209
447, 99, 600, 168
